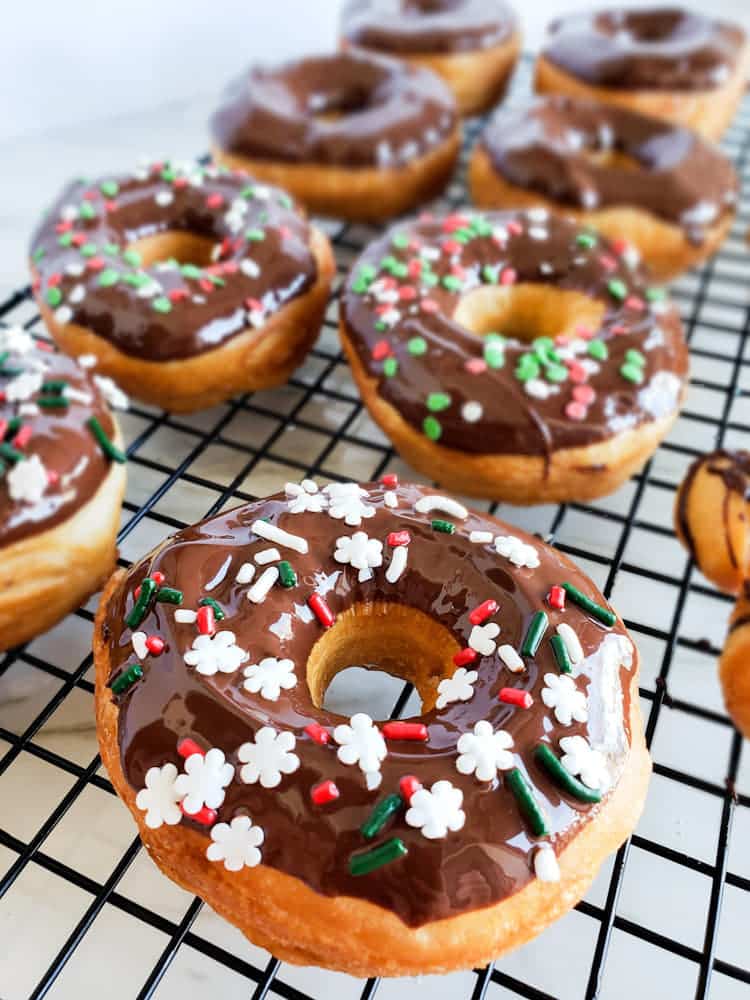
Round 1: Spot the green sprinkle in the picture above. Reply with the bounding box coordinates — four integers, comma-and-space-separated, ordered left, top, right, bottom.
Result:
111, 663, 143, 696
561, 582, 616, 627
484, 341, 506, 369
576, 232, 597, 249
515, 355, 540, 382
646, 287, 667, 302
100, 180, 119, 198
625, 349, 645, 366
199, 597, 225, 621
125, 577, 157, 629
80, 243, 98, 258
156, 587, 183, 605
278, 560, 297, 588
441, 275, 462, 293
87, 415, 127, 464
482, 264, 499, 284
521, 611, 548, 658
535, 743, 602, 803
349, 837, 407, 876
0, 459, 6, 477
391, 233, 409, 250
431, 518, 455, 534
180, 264, 203, 280
103, 242, 120, 257
426, 392, 451, 412
161, 167, 176, 182
37, 395, 69, 409
421, 271, 439, 288
46, 287, 62, 308
423, 415, 442, 441
58, 232, 73, 247
607, 278, 627, 301
245, 228, 265, 242
277, 192, 293, 210
533, 336, 556, 362
545, 363, 568, 383
471, 216, 493, 237
383, 357, 398, 378
32, 247, 45, 262
6, 417, 21, 436
620, 362, 645, 384
0, 442, 24, 463
241, 185, 256, 199
152, 296, 172, 314
506, 767, 549, 837
123, 273, 150, 288
122, 249, 141, 267
98, 268, 120, 287
79, 201, 96, 220
408, 336, 427, 356
587, 339, 609, 361
550, 634, 572, 674
360, 793, 403, 839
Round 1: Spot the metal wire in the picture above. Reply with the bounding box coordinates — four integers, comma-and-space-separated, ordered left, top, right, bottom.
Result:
1, 74, 749, 1000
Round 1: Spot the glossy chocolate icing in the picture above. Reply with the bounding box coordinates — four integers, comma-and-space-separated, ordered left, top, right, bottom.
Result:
542, 7, 746, 91
30, 161, 317, 362
480, 95, 738, 245
103, 482, 637, 926
210, 51, 456, 168
677, 449, 750, 566
341, 209, 688, 458
0, 332, 116, 547
341, 0, 517, 54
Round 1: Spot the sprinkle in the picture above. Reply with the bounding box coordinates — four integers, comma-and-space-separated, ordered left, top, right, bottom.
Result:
384, 490, 398, 508
469, 531, 493, 544
177, 738, 204, 759
427, 391, 451, 412
111, 663, 143, 695
387, 530, 411, 547
0, 442, 24, 464
255, 547, 280, 565
278, 560, 297, 588
196, 605, 216, 635
385, 544, 408, 583
557, 622, 583, 664
431, 519, 455, 534
251, 518, 308, 554
125, 577, 157, 629
382, 721, 428, 742
310, 780, 340, 806
607, 278, 627, 301
587, 339, 608, 361
506, 767, 549, 836
499, 687, 533, 709
423, 415, 441, 440
620, 362, 645, 384
561, 583, 616, 627
576, 232, 597, 249
131, 630, 147, 660
198, 597, 225, 621
145, 635, 165, 656
175, 610, 197, 624
304, 722, 330, 745
407, 336, 427, 356
349, 837, 407, 876
308, 592, 335, 628
180, 804, 217, 826
550, 635, 572, 674
156, 587, 183, 605
361, 793, 403, 838
235, 562, 256, 585
469, 599, 498, 625
150, 571, 166, 587
87, 416, 126, 463
534, 743, 602, 803
462, 401, 483, 423
521, 611, 548, 658
381, 473, 398, 488
415, 495, 468, 520
534, 844, 561, 882
566, 401, 587, 421
247, 566, 279, 604
453, 647, 477, 667
547, 585, 566, 610
498, 644, 525, 673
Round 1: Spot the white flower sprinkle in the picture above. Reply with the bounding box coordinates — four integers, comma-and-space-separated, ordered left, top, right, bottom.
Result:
235, 562, 256, 585
414, 495, 468, 520
560, 735, 609, 790
135, 763, 182, 829
333, 713, 387, 785
494, 534, 540, 569
0, 326, 35, 355
534, 844, 560, 882
324, 482, 375, 526
436, 667, 477, 709
541, 673, 588, 726
206, 815, 264, 871
456, 721, 514, 782
334, 531, 383, 581
238, 727, 299, 788
469, 621, 500, 657
7, 454, 48, 504
557, 623, 584, 665
175, 748, 234, 815
405, 780, 465, 839
243, 656, 297, 701
251, 519, 309, 554
254, 547, 280, 565
498, 644, 525, 673
285, 479, 327, 514
5, 371, 43, 403
247, 566, 279, 603
385, 544, 408, 583
183, 631, 249, 676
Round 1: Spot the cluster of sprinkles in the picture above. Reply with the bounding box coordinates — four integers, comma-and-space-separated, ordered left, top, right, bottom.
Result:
118, 481, 634, 885
347, 208, 672, 443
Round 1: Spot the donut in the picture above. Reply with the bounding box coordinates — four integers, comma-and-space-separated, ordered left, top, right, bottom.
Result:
470, 94, 738, 282
210, 51, 460, 223
94, 479, 649, 975
720, 588, 750, 741
339, 208, 689, 504
340, 0, 521, 117
0, 326, 126, 650
30, 160, 335, 413
674, 449, 750, 594
535, 7, 750, 141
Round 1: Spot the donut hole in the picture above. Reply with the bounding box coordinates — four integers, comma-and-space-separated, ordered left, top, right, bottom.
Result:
308, 601, 460, 719
453, 284, 606, 343
126, 231, 217, 269
580, 148, 640, 171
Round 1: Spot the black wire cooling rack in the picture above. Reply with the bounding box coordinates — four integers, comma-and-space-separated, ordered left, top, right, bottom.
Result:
1, 72, 750, 1000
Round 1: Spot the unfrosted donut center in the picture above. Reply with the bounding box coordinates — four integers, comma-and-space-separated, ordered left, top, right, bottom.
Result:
453, 284, 606, 343
126, 230, 217, 269
308, 601, 459, 719
581, 147, 640, 171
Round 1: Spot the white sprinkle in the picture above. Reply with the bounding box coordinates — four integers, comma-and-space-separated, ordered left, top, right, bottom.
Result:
301, 479, 318, 494
557, 623, 584, 665
69, 283, 86, 304
205, 554, 232, 592
534, 845, 560, 882
255, 547, 280, 565
93, 374, 129, 411
131, 631, 148, 659
251, 519, 308, 555
528, 226, 548, 241
54, 305, 73, 325
65, 261, 85, 277
247, 566, 279, 604
469, 530, 493, 544
414, 495, 468, 520
383, 490, 398, 508
175, 609, 197, 624
526, 207, 549, 223
386, 545, 408, 583
64, 386, 93, 405
77, 353, 97, 369
240, 258, 260, 279
235, 562, 256, 585
155, 190, 173, 206
498, 644, 524, 673
461, 401, 483, 423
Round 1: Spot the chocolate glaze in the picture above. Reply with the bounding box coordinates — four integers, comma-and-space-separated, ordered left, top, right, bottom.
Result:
542, 7, 746, 91
677, 449, 750, 566
102, 483, 637, 926
211, 51, 456, 168
30, 162, 318, 362
341, 0, 517, 55
480, 95, 737, 246
341, 209, 688, 458
0, 333, 115, 547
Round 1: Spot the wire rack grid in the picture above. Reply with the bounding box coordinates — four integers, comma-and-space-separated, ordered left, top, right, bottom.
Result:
1, 69, 750, 1000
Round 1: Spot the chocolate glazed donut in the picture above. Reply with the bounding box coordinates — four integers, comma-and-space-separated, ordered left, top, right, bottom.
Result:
470, 94, 738, 281
210, 51, 461, 222
340, 0, 522, 116
535, 7, 750, 140
340, 208, 689, 504
94, 480, 649, 974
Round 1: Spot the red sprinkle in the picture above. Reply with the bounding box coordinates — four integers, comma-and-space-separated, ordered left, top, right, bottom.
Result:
145, 635, 165, 656
625, 295, 645, 312
205, 192, 224, 209
568, 361, 588, 384
453, 647, 478, 667
500, 267, 517, 286
611, 238, 630, 256
308, 593, 335, 629
507, 220, 523, 236
398, 285, 417, 301
599, 253, 617, 272
382, 721, 428, 742
469, 599, 498, 626
180, 803, 216, 825
399, 775, 422, 802
547, 585, 566, 611
420, 298, 439, 314
150, 571, 166, 586
442, 239, 462, 255
372, 339, 391, 361
196, 605, 216, 636
0, 420, 7, 441
465, 357, 487, 375
12, 425, 32, 449
168, 288, 189, 303
178, 738, 204, 759
381, 473, 399, 489
407, 259, 422, 279
70, 233, 86, 247
47, 272, 62, 287
87, 256, 105, 271
499, 688, 534, 709
310, 780, 340, 806
387, 530, 411, 547
305, 722, 331, 745
566, 401, 587, 421
573, 385, 596, 406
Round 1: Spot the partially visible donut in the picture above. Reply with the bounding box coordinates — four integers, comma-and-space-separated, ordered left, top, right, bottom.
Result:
535, 7, 750, 140
30, 160, 335, 413
340, 0, 521, 116
210, 51, 460, 222
470, 94, 738, 281
721, 589, 750, 740
674, 449, 750, 594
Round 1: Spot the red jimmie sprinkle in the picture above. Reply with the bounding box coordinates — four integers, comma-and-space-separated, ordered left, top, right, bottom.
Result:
507, 220, 523, 236
0, 420, 7, 440
469, 599, 498, 625
547, 585, 566, 611
12, 425, 32, 449
196, 604, 216, 636
399, 775, 422, 802
310, 780, 340, 805
399, 285, 417, 301
381, 473, 398, 489
453, 647, 477, 667
499, 688, 534, 709
500, 267, 517, 286
180, 803, 216, 825
304, 722, 330, 745
387, 530, 411, 547
145, 635, 165, 656
150, 571, 165, 586
372, 339, 391, 361
308, 593, 335, 628
178, 738, 204, 759
382, 721, 428, 741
